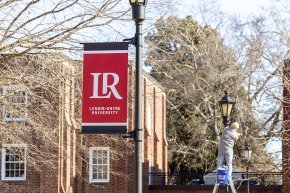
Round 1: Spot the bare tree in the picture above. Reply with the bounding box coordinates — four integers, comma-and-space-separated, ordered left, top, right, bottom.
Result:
0, 0, 129, 58
144, 0, 290, 177
224, 0, 290, 173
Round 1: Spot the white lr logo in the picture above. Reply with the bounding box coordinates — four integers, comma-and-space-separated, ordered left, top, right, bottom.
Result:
90, 73, 123, 99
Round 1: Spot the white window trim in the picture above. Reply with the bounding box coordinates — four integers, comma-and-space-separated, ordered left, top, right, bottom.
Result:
3, 85, 28, 122
1, 144, 27, 181
89, 147, 110, 183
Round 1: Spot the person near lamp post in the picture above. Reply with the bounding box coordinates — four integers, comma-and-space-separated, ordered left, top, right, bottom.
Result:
216, 121, 241, 180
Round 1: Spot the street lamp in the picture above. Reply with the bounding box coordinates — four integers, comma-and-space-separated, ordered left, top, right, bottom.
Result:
243, 145, 252, 193
129, 0, 147, 22
128, 1, 148, 193
219, 91, 236, 126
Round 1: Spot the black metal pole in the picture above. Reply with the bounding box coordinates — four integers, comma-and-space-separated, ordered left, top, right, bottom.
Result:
135, 21, 142, 193
132, 4, 145, 193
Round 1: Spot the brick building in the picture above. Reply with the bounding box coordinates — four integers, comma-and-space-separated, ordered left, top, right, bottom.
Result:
75, 69, 168, 193
0, 54, 167, 193
282, 54, 290, 193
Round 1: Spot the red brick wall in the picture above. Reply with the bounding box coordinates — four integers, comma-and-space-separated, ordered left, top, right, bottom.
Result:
0, 154, 59, 193
0, 167, 40, 193
0, 55, 73, 193
74, 135, 134, 193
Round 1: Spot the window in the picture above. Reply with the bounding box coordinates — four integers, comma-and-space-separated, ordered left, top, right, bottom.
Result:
1, 144, 27, 181
89, 147, 109, 183
3, 85, 27, 121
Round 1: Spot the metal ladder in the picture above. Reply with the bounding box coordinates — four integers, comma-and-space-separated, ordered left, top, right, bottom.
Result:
212, 178, 237, 193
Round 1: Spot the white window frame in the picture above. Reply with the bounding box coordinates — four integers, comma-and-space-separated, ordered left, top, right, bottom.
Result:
1, 144, 27, 181
3, 85, 28, 122
89, 147, 110, 183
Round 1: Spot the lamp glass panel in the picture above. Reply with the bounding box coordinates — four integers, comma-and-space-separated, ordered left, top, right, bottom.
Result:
243, 149, 252, 161
129, 0, 145, 4
242, 150, 248, 159
226, 103, 233, 116
221, 103, 228, 117
248, 150, 252, 160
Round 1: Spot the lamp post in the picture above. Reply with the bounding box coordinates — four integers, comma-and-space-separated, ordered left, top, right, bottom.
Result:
128, 1, 147, 193
218, 91, 236, 193
219, 91, 236, 126
243, 145, 252, 193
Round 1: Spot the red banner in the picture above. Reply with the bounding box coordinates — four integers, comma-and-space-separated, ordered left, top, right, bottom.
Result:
82, 42, 128, 134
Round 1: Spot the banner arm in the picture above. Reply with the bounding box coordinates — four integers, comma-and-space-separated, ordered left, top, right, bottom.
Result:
122, 130, 135, 139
